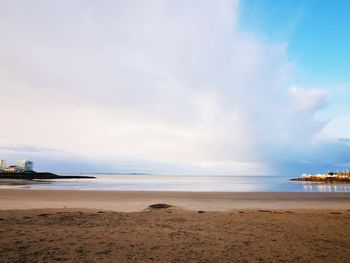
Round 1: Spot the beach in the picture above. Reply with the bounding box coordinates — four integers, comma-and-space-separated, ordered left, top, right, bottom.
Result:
1, 189, 350, 211
0, 190, 349, 262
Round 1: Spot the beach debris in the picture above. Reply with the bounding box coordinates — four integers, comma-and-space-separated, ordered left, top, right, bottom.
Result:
148, 203, 172, 209
38, 213, 50, 217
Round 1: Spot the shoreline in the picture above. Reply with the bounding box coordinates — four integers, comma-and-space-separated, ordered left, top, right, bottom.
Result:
1, 189, 349, 211
290, 177, 350, 183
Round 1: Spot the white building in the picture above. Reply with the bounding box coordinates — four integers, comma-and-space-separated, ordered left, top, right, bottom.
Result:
0, 160, 7, 171
16, 160, 34, 172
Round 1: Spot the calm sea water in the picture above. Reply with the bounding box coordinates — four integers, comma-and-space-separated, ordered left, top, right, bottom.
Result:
0, 174, 349, 192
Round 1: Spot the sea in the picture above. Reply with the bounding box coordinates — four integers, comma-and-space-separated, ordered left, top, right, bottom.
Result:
0, 174, 349, 192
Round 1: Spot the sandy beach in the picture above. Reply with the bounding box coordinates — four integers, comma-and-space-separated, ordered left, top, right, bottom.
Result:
1, 190, 349, 262
1, 189, 350, 211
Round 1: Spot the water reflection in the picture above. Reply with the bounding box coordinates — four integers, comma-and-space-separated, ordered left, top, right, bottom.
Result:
0, 175, 349, 192
0, 179, 51, 189
302, 182, 350, 192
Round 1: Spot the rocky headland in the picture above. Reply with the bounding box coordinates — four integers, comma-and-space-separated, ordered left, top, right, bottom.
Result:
290, 172, 350, 183
0, 172, 95, 180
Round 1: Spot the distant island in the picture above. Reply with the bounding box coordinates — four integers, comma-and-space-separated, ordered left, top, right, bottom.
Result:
0, 159, 95, 180
290, 172, 350, 183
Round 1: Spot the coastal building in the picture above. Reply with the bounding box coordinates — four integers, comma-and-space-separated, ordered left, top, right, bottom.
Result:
0, 159, 35, 173
16, 160, 34, 172
0, 160, 6, 171
4, 165, 22, 173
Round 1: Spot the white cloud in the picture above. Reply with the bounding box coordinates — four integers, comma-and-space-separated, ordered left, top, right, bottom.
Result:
314, 116, 350, 144
289, 86, 329, 113
0, 0, 342, 174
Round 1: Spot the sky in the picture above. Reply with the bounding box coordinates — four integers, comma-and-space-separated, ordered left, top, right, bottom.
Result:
0, 0, 349, 175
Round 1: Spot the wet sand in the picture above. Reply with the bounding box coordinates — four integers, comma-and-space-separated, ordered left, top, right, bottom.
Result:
0, 190, 349, 262
0, 189, 349, 211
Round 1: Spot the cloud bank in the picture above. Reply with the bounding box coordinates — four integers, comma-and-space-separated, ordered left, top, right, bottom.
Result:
0, 0, 348, 174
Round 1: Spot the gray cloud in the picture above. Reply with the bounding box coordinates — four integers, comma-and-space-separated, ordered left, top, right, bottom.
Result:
339, 138, 350, 143
0, 144, 68, 154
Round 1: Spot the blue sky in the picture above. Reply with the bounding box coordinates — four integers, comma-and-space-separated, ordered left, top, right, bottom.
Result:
240, 0, 350, 122
240, 0, 350, 84
0, 0, 349, 175
239, 0, 350, 144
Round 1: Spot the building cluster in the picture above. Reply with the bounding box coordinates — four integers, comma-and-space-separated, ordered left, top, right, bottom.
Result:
302, 171, 350, 179
0, 160, 34, 173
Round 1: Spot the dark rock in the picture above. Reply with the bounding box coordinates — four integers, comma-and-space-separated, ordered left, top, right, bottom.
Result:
0, 172, 95, 180
148, 203, 172, 209
38, 214, 50, 217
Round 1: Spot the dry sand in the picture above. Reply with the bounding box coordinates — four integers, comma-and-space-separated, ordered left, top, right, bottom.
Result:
0, 190, 349, 262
